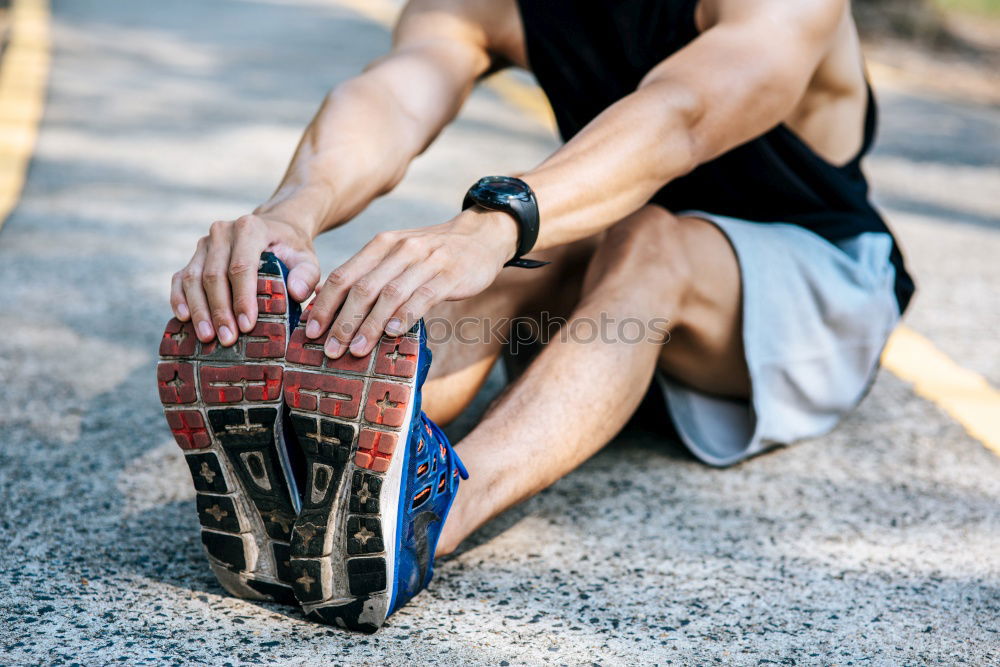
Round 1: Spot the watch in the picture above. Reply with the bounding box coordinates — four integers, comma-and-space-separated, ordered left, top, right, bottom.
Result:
462, 176, 549, 269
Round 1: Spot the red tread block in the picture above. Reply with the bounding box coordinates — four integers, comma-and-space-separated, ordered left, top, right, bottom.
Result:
257, 276, 287, 314
165, 410, 210, 449
284, 370, 363, 418
245, 321, 286, 358
324, 349, 371, 374
283, 371, 317, 410
200, 365, 282, 404
374, 337, 418, 378
360, 428, 398, 455
159, 319, 197, 357
355, 428, 398, 473
157, 362, 197, 404
363, 381, 411, 428
285, 328, 324, 367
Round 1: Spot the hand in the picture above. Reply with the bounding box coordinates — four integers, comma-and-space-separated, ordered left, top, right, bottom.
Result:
305, 208, 518, 358
171, 213, 320, 345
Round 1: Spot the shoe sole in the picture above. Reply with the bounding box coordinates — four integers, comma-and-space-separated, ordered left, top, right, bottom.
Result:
157, 255, 298, 603
283, 312, 422, 632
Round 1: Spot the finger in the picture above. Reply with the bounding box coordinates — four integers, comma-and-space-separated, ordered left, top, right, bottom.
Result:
228, 217, 268, 333
202, 222, 239, 346
306, 232, 397, 341
270, 242, 321, 303
170, 271, 190, 321
349, 260, 440, 357
285, 259, 321, 303
182, 239, 215, 342
327, 242, 423, 358
390, 272, 454, 337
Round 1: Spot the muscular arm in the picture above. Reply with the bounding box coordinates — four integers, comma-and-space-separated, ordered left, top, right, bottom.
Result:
171, 0, 497, 345
521, 0, 848, 250
258, 3, 492, 236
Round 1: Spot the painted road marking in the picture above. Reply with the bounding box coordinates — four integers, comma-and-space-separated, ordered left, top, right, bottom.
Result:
0, 0, 50, 233
881, 328, 1000, 455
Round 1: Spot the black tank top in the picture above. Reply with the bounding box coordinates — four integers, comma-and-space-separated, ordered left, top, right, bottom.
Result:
517, 0, 914, 311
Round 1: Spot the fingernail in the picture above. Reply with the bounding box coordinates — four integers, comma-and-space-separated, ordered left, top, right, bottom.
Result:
349, 334, 367, 356
385, 318, 403, 336
325, 337, 346, 359
306, 320, 320, 338
289, 279, 307, 298
237, 313, 251, 332
177, 303, 190, 320
197, 320, 213, 340
218, 325, 234, 345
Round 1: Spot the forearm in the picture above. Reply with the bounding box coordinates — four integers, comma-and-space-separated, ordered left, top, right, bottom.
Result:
253, 72, 439, 239
520, 81, 702, 251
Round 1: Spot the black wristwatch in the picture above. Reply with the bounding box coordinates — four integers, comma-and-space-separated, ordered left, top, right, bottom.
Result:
462, 176, 549, 269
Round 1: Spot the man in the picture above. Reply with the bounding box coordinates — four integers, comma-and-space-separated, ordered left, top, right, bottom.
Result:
157, 0, 912, 632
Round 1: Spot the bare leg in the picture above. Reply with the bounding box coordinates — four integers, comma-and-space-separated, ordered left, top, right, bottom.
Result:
433, 205, 749, 554
420, 235, 598, 424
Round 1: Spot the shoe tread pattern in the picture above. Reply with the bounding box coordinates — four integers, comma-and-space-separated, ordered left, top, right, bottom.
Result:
286, 309, 421, 631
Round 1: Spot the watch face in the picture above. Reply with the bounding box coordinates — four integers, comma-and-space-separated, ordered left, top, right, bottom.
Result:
473, 176, 532, 205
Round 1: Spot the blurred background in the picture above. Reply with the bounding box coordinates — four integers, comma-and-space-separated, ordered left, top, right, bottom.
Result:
856, 0, 999, 103
0, 0, 996, 664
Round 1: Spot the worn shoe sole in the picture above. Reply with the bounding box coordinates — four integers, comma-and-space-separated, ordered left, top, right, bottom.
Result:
157, 254, 299, 603
283, 311, 422, 632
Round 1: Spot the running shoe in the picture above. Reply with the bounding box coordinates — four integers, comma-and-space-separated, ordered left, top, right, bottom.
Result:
157, 252, 302, 603
284, 316, 468, 632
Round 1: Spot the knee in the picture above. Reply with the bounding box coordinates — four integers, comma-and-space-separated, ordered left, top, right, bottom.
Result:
583, 205, 693, 308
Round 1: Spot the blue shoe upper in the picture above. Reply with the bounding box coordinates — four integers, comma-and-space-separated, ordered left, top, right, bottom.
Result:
387, 321, 468, 617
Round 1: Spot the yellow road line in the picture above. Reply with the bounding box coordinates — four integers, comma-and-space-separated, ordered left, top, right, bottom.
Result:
0, 0, 50, 232
881, 328, 1000, 455
334, 0, 1000, 456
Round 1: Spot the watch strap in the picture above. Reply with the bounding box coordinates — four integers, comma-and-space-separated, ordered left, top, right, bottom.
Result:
462, 179, 549, 269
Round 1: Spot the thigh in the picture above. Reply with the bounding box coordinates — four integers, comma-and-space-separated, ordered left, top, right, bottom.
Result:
422, 234, 598, 423
656, 214, 750, 399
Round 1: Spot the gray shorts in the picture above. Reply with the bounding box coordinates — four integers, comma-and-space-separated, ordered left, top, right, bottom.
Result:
656, 212, 902, 467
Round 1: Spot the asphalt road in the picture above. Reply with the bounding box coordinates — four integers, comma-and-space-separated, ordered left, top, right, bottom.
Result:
0, 0, 998, 664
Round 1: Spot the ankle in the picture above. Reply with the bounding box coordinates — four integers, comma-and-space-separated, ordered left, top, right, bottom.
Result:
436, 498, 471, 557
435, 533, 459, 558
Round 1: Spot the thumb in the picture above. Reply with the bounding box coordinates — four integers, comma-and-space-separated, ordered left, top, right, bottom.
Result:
271, 243, 320, 302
